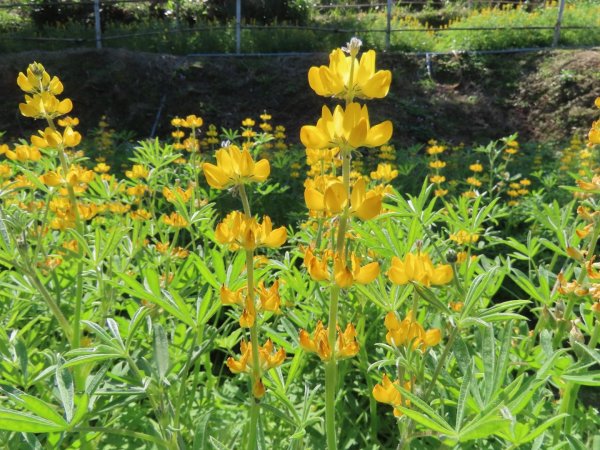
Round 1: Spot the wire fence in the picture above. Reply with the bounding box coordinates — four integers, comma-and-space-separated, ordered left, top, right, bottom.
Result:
0, 0, 596, 55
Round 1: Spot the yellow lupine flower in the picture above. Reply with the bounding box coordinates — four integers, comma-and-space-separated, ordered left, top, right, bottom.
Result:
372, 374, 412, 417
125, 164, 150, 180
450, 230, 480, 245
299, 321, 359, 361
161, 212, 189, 228
370, 163, 398, 182
17, 62, 63, 95
214, 211, 286, 251
467, 177, 482, 187
304, 247, 331, 281
304, 178, 382, 220
4, 144, 42, 162
220, 285, 245, 306
469, 163, 483, 172
182, 114, 203, 128
130, 209, 152, 221
203, 145, 270, 189
57, 116, 79, 127
429, 175, 446, 184
308, 48, 392, 100
384, 310, 441, 350
94, 163, 111, 173
258, 279, 281, 313
19, 91, 73, 119
333, 254, 380, 288
31, 126, 81, 148
429, 160, 446, 169
388, 252, 453, 287
163, 186, 193, 203
226, 338, 286, 374
300, 103, 392, 150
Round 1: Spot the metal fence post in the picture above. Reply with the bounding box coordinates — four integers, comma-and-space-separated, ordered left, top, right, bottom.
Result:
236, 0, 241, 54
94, 0, 102, 49
552, 0, 566, 47
386, 0, 392, 51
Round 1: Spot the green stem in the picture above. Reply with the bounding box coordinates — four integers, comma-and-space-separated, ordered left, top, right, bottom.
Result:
239, 184, 260, 450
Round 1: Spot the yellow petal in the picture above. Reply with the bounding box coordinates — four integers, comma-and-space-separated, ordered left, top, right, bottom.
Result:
253, 159, 270, 182
324, 182, 347, 214
304, 187, 325, 211
202, 163, 228, 189
388, 257, 409, 285
355, 261, 379, 284
264, 226, 287, 248
365, 120, 393, 147
300, 125, 329, 149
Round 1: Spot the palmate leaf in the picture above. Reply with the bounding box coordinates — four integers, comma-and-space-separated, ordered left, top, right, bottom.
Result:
112, 271, 195, 327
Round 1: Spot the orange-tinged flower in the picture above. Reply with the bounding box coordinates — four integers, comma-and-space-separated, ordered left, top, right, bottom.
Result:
163, 186, 193, 203
203, 145, 270, 189
384, 310, 441, 350
372, 374, 411, 417
304, 247, 331, 281
299, 321, 359, 361
220, 285, 245, 306
333, 253, 380, 288
161, 212, 189, 228
258, 279, 281, 313
226, 339, 286, 374
215, 211, 286, 251
130, 209, 152, 221
577, 175, 600, 192
300, 103, 392, 150
388, 252, 453, 287
308, 48, 392, 100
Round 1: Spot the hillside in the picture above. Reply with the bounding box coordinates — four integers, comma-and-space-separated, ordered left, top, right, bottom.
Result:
1, 47, 599, 146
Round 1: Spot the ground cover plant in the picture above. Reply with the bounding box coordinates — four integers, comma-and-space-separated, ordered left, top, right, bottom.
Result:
0, 38, 599, 450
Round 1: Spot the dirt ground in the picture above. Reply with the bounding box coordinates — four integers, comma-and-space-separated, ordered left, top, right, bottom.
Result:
1, 47, 599, 146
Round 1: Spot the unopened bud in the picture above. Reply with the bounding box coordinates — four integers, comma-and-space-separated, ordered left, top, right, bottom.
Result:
446, 249, 457, 264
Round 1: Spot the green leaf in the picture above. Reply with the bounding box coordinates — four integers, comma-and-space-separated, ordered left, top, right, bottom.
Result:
0, 387, 67, 427
396, 407, 456, 437
522, 414, 568, 444
561, 371, 600, 386
153, 323, 170, 380
482, 324, 495, 403
0, 409, 66, 433
56, 363, 74, 422
113, 272, 194, 327
69, 394, 89, 427
456, 360, 473, 430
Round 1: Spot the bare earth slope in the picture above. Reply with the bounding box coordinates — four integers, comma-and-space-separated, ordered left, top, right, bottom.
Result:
0, 48, 598, 145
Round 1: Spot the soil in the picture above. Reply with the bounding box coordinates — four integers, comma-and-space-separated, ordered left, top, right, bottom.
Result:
0, 47, 599, 146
